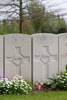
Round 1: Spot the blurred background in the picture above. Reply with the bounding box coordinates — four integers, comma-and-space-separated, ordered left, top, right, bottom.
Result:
0, 0, 67, 35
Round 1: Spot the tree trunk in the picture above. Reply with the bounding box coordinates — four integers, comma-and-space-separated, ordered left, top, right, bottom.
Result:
19, 0, 23, 33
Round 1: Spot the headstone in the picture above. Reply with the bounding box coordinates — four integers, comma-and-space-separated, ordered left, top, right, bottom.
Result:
0, 36, 3, 77
5, 34, 31, 81
33, 34, 58, 83
59, 33, 67, 72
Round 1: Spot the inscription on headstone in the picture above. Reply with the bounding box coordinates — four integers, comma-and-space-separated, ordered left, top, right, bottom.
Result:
33, 34, 58, 83
59, 33, 67, 72
5, 34, 31, 81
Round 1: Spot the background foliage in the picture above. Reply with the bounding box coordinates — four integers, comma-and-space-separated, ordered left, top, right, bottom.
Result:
0, 0, 67, 35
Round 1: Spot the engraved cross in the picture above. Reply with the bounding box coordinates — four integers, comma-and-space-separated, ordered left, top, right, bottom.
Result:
7, 46, 30, 76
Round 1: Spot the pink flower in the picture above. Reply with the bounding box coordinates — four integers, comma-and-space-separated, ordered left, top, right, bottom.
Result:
38, 85, 43, 90
38, 82, 42, 86
65, 52, 67, 55
36, 81, 43, 90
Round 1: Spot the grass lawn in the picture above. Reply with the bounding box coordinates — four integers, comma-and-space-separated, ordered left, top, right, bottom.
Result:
0, 91, 67, 100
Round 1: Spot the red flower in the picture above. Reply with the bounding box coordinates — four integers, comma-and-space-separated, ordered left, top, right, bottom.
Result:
38, 82, 42, 86
38, 85, 43, 90
36, 81, 43, 90
40, 86, 43, 90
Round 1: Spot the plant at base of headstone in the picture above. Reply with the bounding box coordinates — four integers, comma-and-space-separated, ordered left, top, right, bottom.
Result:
35, 81, 53, 91
48, 71, 67, 90
10, 76, 32, 94
65, 64, 67, 72
41, 65, 67, 91
36, 81, 43, 90
0, 76, 32, 94
0, 77, 12, 94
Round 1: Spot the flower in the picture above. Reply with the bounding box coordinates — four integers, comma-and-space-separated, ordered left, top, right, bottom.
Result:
0, 76, 32, 94
36, 81, 43, 90
65, 52, 67, 55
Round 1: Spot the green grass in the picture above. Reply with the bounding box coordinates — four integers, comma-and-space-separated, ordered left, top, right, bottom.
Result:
0, 91, 67, 100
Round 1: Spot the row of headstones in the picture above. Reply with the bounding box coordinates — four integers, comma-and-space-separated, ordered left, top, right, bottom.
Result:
0, 33, 67, 84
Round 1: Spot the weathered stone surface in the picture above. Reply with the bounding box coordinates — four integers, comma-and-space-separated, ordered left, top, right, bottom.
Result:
0, 36, 3, 77
0, 33, 67, 84
59, 33, 67, 72
5, 34, 31, 81
33, 34, 58, 83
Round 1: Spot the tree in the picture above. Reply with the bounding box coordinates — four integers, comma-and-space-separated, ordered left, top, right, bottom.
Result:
0, 0, 46, 33
0, 0, 32, 33
0, 0, 47, 33
27, 0, 67, 34
23, 18, 35, 34
0, 19, 19, 34
40, 12, 67, 34
0, 0, 67, 34
28, 0, 45, 32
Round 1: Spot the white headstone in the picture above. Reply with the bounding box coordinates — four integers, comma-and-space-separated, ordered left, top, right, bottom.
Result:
33, 34, 58, 83
0, 36, 3, 77
5, 34, 31, 81
59, 33, 67, 72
